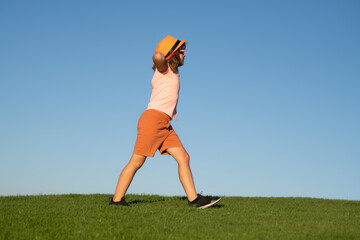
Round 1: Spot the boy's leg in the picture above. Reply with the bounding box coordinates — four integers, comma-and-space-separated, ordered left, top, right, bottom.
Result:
113, 153, 147, 202
166, 147, 198, 202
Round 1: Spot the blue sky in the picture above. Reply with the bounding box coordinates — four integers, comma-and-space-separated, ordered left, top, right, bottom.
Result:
1, 0, 359, 200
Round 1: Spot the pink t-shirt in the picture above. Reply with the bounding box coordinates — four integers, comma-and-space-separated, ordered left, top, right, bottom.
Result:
147, 68, 180, 120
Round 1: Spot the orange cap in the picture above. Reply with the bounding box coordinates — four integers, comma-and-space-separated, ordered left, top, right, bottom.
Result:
155, 35, 186, 60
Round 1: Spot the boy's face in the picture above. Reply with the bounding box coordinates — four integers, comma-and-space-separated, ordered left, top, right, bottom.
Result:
178, 45, 186, 66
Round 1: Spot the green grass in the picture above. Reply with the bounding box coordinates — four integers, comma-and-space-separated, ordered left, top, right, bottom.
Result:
1, 194, 359, 240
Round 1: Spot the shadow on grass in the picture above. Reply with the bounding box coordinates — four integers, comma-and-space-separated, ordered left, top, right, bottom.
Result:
129, 198, 165, 205
210, 204, 224, 209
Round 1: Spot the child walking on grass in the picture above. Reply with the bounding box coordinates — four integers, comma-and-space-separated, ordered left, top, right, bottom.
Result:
109, 35, 221, 209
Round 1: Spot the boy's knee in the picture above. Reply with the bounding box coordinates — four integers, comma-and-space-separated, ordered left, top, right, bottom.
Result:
132, 160, 144, 169
185, 153, 190, 162
180, 153, 190, 165
130, 154, 146, 169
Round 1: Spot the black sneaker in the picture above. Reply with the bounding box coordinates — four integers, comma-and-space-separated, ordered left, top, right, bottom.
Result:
109, 197, 129, 206
188, 194, 222, 209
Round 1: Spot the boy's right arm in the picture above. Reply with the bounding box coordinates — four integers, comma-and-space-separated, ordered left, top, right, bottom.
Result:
152, 52, 168, 73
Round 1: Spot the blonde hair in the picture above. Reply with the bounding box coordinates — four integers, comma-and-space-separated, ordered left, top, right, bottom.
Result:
152, 42, 186, 73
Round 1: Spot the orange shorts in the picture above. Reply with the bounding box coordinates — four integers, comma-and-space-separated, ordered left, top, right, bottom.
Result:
133, 109, 183, 157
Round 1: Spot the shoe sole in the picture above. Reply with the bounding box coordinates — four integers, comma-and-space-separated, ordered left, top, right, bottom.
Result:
198, 197, 222, 209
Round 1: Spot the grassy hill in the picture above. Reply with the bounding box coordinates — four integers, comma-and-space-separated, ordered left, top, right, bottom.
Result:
1, 194, 359, 239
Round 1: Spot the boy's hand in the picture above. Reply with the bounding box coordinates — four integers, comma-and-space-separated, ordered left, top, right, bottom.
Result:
152, 52, 168, 73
